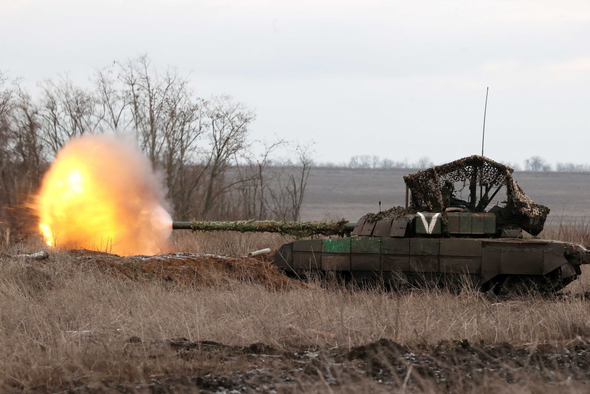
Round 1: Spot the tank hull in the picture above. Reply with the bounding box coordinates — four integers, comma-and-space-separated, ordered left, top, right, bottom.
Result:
273, 237, 584, 292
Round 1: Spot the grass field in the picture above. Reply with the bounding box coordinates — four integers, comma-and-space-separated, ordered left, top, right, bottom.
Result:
1, 224, 590, 393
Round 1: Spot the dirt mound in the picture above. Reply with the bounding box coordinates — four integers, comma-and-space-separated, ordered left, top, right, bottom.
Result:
66, 249, 303, 290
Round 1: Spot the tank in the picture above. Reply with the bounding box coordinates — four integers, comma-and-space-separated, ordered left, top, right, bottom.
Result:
174, 156, 590, 293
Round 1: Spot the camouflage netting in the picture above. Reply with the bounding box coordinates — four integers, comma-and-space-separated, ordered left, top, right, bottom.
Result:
403, 155, 549, 221
364, 206, 414, 223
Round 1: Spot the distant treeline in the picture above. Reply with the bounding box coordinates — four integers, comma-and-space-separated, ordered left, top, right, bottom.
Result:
315, 155, 590, 172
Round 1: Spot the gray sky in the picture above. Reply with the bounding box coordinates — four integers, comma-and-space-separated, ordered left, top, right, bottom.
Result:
2, 0, 590, 166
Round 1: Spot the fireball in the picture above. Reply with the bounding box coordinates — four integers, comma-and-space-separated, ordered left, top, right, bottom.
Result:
35, 134, 172, 255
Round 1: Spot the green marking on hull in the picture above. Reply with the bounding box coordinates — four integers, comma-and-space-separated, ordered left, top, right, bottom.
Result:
323, 238, 351, 253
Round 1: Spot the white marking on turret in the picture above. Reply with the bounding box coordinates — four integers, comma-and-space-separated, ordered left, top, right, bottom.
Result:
417, 212, 440, 234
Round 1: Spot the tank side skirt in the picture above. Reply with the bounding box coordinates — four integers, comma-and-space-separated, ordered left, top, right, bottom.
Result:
276, 238, 578, 289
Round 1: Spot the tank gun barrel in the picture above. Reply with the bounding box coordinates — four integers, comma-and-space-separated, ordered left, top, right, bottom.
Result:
172, 220, 356, 238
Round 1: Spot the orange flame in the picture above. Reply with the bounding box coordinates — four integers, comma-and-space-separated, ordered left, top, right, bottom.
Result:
34, 134, 172, 255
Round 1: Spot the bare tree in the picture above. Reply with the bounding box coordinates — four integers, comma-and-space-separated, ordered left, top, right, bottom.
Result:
119, 55, 174, 164
161, 97, 209, 217
200, 95, 255, 217
266, 142, 314, 221
114, 56, 213, 217
381, 158, 395, 169
11, 86, 44, 182
371, 155, 382, 169
285, 143, 313, 221
119, 55, 206, 171
0, 74, 46, 233
525, 156, 551, 172
0, 72, 13, 121
348, 156, 359, 168
37, 75, 101, 155
416, 156, 433, 169
92, 65, 132, 132
235, 139, 286, 219
0, 71, 16, 211
359, 155, 372, 168
348, 155, 373, 169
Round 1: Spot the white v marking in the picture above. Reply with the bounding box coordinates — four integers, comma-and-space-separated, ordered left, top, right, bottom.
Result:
417, 212, 440, 234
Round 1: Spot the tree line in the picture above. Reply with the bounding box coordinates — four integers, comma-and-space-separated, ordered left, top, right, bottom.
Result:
317, 155, 590, 172
0, 55, 312, 233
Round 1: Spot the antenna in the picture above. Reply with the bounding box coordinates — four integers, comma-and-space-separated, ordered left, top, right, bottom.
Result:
481, 87, 489, 156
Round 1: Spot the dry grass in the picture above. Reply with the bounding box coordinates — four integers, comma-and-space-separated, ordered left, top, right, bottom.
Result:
171, 230, 294, 255
541, 219, 590, 246
2, 228, 590, 392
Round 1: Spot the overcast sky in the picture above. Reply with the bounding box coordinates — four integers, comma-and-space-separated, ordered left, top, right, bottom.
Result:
2, 0, 589, 166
